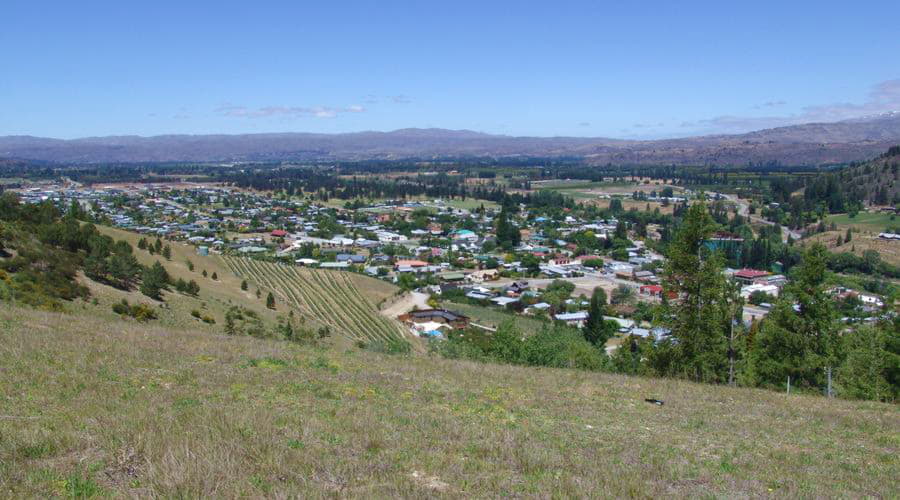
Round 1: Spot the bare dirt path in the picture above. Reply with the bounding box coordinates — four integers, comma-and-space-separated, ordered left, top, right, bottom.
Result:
379, 291, 429, 319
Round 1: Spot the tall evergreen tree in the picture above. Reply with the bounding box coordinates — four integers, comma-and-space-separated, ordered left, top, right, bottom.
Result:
140, 261, 170, 300
583, 287, 618, 347
747, 244, 838, 390
655, 202, 730, 383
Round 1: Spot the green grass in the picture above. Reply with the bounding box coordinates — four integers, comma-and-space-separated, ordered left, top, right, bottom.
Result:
442, 301, 551, 335
827, 211, 897, 232
1, 304, 896, 497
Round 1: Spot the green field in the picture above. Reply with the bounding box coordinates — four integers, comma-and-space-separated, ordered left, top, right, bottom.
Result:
2, 304, 897, 497
442, 301, 553, 335
827, 211, 897, 232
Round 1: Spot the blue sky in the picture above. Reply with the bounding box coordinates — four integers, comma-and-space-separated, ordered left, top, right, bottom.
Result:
2, 1, 899, 139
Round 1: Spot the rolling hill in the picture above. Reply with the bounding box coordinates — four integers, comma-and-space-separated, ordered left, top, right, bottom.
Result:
3, 113, 900, 166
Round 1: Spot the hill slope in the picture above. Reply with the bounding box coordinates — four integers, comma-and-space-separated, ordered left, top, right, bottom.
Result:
3, 114, 900, 165
835, 146, 900, 205
1, 305, 896, 497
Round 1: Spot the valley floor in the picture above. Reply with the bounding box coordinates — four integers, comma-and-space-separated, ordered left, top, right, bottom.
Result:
1, 304, 897, 497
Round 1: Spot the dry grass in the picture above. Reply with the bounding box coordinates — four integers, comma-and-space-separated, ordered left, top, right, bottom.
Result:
1, 304, 897, 498
95, 226, 286, 329
802, 230, 900, 267
587, 198, 676, 215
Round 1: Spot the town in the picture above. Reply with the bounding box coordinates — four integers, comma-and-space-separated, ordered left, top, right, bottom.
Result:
11, 171, 895, 356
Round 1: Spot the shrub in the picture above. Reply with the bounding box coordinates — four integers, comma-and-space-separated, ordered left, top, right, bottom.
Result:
362, 337, 412, 355
112, 299, 157, 322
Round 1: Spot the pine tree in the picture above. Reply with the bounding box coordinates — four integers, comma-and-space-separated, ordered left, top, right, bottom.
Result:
266, 292, 276, 309
747, 244, 838, 390
583, 287, 617, 347
211, 272, 218, 280
837, 325, 896, 401
162, 245, 172, 260
241, 280, 248, 291
656, 202, 730, 383
139, 261, 170, 300
845, 227, 852, 243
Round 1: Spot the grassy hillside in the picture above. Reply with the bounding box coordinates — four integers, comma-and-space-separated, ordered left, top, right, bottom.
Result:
803, 229, 900, 267
93, 226, 402, 344
93, 225, 285, 333
1, 304, 897, 497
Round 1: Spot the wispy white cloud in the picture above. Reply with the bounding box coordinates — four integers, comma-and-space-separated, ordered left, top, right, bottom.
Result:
753, 100, 786, 109
689, 79, 900, 133
632, 122, 666, 129
216, 104, 366, 119
359, 94, 412, 105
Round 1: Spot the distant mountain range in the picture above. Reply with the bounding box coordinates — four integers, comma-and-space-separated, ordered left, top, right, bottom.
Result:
3, 113, 900, 166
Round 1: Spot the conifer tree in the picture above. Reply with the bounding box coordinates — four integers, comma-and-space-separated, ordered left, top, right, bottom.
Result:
747, 244, 838, 390
655, 202, 730, 382
583, 287, 617, 347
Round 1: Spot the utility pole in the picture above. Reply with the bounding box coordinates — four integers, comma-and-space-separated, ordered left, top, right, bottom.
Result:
787, 376, 791, 395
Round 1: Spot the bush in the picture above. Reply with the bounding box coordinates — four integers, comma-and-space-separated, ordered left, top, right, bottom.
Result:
190, 309, 201, 319
610, 284, 634, 305
362, 337, 412, 355
112, 299, 157, 322
521, 326, 605, 371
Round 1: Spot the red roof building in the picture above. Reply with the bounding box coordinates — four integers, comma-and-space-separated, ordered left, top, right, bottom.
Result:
734, 268, 770, 282
270, 229, 287, 238
394, 259, 428, 268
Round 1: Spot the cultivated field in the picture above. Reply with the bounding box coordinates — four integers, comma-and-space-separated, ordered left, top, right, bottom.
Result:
1, 304, 897, 497
223, 256, 405, 344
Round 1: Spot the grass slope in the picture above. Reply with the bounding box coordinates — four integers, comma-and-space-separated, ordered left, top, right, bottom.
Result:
92, 226, 401, 343
1, 305, 897, 497
802, 229, 900, 268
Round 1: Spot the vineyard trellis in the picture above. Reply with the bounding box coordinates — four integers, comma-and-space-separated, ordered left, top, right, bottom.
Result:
223, 256, 405, 343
